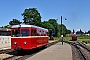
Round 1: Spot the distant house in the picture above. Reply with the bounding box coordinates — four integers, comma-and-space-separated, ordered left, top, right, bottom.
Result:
84, 34, 90, 36
66, 32, 73, 36
76, 31, 83, 36
83, 31, 90, 36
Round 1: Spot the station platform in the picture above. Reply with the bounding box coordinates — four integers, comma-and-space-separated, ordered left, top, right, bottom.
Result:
26, 42, 72, 60
0, 43, 11, 50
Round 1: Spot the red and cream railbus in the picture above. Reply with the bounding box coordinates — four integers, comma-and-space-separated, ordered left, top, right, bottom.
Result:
11, 24, 48, 51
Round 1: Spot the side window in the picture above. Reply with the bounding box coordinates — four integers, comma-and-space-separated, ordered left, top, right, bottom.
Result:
37, 29, 41, 36
43, 31, 44, 36
39, 30, 41, 36
44, 31, 46, 36
31, 30, 36, 36
46, 32, 48, 36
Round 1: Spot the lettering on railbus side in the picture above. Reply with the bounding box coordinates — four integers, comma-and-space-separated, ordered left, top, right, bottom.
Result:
44, 40, 47, 42
37, 40, 43, 43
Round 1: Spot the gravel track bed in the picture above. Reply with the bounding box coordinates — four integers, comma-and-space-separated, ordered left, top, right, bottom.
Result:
0, 49, 12, 54
67, 41, 90, 60
71, 44, 84, 60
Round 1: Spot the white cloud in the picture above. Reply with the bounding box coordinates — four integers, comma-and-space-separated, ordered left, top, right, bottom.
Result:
76, 29, 80, 31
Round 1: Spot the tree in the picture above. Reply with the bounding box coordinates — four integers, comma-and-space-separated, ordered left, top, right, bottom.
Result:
48, 19, 58, 37
80, 29, 84, 35
66, 29, 71, 34
58, 24, 70, 36
9, 19, 21, 25
73, 29, 75, 34
41, 21, 54, 38
41, 21, 54, 31
0, 26, 3, 28
22, 8, 41, 26
88, 30, 90, 34
80, 29, 82, 33
5, 25, 11, 29
85, 31, 88, 34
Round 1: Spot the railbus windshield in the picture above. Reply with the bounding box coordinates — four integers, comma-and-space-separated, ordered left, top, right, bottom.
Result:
12, 30, 20, 37
11, 29, 30, 37
21, 30, 30, 36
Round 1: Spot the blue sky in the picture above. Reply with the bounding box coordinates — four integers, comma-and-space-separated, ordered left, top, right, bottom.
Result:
0, 0, 90, 32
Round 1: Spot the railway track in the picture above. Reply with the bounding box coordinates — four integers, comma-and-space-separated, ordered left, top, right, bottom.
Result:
65, 41, 90, 60
0, 40, 60, 60
0, 49, 13, 54
3, 55, 23, 60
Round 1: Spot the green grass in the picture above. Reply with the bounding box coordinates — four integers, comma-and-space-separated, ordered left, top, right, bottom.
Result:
77, 36, 90, 43
77, 36, 90, 39
54, 37, 61, 41
54, 36, 72, 41
63, 37, 72, 41
78, 39, 90, 43
54, 36, 90, 43
54, 36, 90, 47
86, 44, 90, 46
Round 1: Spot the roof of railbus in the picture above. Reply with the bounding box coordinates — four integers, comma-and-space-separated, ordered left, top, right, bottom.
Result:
11, 24, 48, 31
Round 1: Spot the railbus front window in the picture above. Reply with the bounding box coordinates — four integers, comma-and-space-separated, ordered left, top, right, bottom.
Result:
12, 29, 30, 37
12, 30, 20, 37
21, 30, 30, 36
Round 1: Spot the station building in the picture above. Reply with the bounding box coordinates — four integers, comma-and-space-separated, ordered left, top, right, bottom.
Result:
0, 28, 11, 36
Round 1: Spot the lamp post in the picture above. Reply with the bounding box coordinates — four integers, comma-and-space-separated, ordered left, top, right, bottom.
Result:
60, 16, 67, 45
61, 16, 63, 45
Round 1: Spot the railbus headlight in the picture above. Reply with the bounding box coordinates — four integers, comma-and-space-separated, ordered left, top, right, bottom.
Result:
14, 42, 17, 45
24, 42, 27, 45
